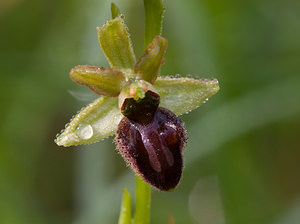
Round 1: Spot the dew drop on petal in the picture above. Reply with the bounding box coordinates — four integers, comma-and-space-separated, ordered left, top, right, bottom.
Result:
77, 124, 94, 140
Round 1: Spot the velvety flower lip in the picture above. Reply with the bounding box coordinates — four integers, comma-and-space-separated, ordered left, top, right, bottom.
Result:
117, 87, 186, 191
55, 14, 219, 191
115, 107, 187, 191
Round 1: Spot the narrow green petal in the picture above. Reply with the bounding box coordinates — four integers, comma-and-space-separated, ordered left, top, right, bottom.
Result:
70, 65, 125, 97
111, 3, 121, 19
55, 97, 122, 147
134, 36, 167, 84
118, 188, 132, 224
154, 77, 220, 116
97, 16, 136, 73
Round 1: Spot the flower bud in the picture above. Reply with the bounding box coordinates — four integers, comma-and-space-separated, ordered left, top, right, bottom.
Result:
115, 107, 187, 191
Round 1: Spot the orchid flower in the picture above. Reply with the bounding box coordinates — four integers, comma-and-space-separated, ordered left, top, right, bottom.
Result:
55, 15, 219, 191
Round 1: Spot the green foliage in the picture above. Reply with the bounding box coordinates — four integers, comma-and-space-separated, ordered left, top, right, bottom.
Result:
118, 189, 132, 224
133, 176, 151, 224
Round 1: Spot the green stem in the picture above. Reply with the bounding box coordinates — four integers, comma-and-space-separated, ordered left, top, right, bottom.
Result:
144, 0, 165, 47
134, 176, 151, 224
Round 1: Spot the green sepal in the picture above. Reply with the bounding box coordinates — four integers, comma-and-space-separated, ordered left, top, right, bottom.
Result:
55, 97, 122, 146
70, 65, 125, 97
135, 36, 167, 84
118, 188, 132, 224
154, 77, 220, 116
97, 16, 136, 73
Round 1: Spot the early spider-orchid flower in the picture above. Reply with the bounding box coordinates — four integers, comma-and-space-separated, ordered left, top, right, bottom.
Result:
55, 15, 219, 191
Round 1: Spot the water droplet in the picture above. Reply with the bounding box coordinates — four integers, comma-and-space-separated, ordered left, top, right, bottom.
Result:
77, 124, 94, 140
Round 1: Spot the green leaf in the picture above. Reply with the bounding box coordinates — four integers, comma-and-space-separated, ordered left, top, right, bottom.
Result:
55, 97, 122, 146
97, 16, 136, 73
135, 36, 168, 84
134, 176, 151, 224
111, 3, 121, 19
154, 77, 220, 116
144, 0, 165, 47
69, 65, 125, 97
118, 188, 132, 224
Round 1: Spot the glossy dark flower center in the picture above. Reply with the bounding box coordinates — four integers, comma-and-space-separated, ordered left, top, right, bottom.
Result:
120, 90, 160, 124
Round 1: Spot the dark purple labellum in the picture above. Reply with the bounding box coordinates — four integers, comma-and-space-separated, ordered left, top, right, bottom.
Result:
115, 107, 187, 191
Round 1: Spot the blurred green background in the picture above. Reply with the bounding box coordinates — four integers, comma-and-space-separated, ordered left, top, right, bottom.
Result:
1, 0, 300, 223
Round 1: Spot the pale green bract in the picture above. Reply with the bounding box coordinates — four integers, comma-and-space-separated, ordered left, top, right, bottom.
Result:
55, 15, 220, 147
